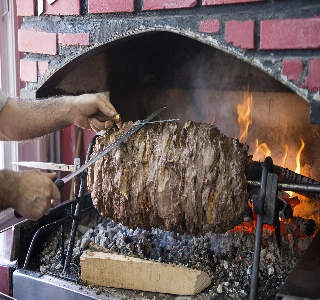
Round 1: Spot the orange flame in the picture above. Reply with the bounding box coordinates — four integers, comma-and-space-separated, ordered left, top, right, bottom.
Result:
287, 139, 305, 196
236, 89, 306, 176
237, 89, 253, 143
295, 138, 305, 174
252, 139, 272, 161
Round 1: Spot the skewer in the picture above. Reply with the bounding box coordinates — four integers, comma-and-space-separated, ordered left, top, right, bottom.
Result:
248, 180, 320, 194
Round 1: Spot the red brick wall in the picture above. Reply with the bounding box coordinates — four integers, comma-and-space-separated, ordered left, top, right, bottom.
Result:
260, 18, 320, 50
58, 33, 90, 46
225, 20, 255, 50
199, 20, 220, 33
88, 0, 134, 13
143, 0, 197, 10
16, 0, 34, 16
43, 0, 80, 15
16, 1, 320, 96
18, 29, 57, 55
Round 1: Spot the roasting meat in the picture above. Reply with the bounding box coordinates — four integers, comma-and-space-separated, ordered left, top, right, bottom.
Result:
87, 121, 250, 234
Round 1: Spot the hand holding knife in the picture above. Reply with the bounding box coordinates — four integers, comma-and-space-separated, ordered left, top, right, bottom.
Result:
12, 107, 165, 219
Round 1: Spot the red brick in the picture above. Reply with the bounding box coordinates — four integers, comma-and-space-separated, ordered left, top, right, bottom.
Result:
199, 20, 220, 33
20, 59, 38, 82
16, 0, 35, 16
225, 20, 255, 49
38, 61, 49, 76
144, 0, 197, 10
203, 0, 262, 4
59, 33, 90, 46
282, 59, 303, 83
302, 59, 320, 92
44, 0, 80, 16
88, 0, 134, 13
18, 29, 57, 55
260, 18, 320, 50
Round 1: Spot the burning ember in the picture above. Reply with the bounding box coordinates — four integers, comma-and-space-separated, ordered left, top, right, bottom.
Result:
38, 208, 315, 299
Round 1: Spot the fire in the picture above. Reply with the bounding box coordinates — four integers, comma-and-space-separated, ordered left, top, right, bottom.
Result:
295, 138, 305, 174
286, 139, 305, 197
237, 88, 253, 143
233, 90, 316, 242
236, 89, 272, 162
252, 139, 272, 162
236, 89, 306, 176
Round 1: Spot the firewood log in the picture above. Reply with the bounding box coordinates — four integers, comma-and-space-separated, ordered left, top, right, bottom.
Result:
80, 251, 212, 295
87, 121, 250, 234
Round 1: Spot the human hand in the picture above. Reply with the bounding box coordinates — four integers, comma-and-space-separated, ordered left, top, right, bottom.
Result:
70, 92, 121, 132
13, 171, 61, 220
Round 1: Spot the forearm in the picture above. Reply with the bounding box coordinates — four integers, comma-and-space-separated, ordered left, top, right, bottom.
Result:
0, 96, 74, 141
0, 92, 119, 141
0, 170, 20, 210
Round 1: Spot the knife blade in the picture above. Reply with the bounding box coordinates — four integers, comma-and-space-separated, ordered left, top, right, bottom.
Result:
12, 161, 75, 172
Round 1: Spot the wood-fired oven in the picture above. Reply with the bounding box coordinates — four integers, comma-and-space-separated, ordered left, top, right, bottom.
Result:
1, 1, 320, 299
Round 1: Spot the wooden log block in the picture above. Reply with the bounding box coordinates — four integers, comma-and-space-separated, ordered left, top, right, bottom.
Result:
80, 251, 211, 295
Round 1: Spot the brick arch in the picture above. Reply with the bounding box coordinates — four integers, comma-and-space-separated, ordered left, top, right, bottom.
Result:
17, 1, 320, 122
35, 29, 290, 98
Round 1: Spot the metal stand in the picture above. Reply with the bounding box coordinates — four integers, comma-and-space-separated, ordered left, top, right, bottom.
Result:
248, 157, 320, 298
62, 173, 87, 275
250, 157, 279, 300
61, 136, 98, 276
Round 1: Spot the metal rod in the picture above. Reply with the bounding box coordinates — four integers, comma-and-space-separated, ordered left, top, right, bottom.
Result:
62, 174, 87, 275
250, 214, 263, 300
248, 180, 320, 194
61, 135, 98, 274
136, 119, 180, 125
60, 224, 65, 265
250, 157, 272, 300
